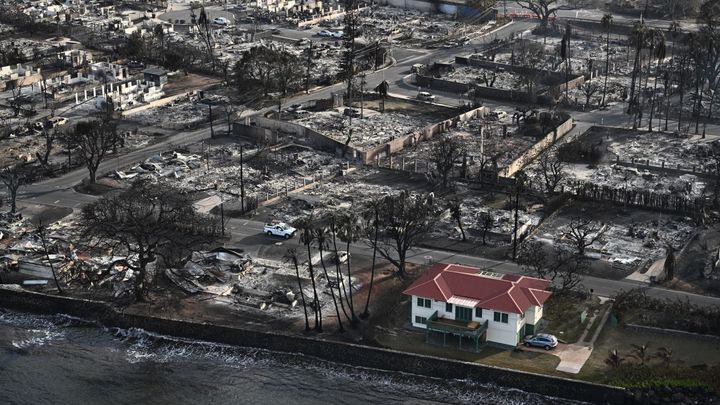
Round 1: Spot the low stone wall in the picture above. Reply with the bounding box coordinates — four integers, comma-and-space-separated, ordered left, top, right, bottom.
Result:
0, 285, 630, 404
361, 105, 488, 163
248, 116, 357, 159
231, 122, 277, 144
625, 324, 720, 342
121, 91, 197, 117
500, 117, 574, 178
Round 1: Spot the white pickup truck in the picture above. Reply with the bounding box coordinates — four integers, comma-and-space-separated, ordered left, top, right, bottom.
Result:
263, 222, 297, 239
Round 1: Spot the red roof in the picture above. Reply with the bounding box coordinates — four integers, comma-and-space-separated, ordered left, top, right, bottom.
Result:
403, 263, 552, 314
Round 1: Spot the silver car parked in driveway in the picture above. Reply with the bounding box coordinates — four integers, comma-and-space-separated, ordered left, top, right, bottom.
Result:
523, 333, 558, 350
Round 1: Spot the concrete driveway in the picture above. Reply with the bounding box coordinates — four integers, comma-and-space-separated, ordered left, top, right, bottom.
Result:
520, 343, 594, 374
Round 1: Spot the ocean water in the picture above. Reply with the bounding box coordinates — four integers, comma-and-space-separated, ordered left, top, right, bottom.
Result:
0, 309, 588, 405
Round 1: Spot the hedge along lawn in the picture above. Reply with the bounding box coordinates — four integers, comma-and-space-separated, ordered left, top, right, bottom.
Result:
577, 323, 720, 390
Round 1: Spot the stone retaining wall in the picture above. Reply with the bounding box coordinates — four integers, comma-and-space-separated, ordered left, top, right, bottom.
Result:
0, 285, 631, 404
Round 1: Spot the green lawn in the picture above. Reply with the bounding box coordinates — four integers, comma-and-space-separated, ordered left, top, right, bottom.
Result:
541, 293, 601, 343
376, 328, 561, 375
578, 323, 720, 390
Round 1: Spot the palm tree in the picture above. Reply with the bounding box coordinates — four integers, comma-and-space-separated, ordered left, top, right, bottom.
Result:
297, 214, 322, 332
314, 219, 345, 333
648, 30, 666, 132
601, 14, 613, 107
655, 346, 673, 368
561, 23, 572, 103
337, 210, 361, 325
605, 348, 624, 368
628, 20, 647, 128
153, 24, 165, 64
361, 201, 380, 319
677, 34, 696, 132
328, 213, 352, 323
285, 248, 310, 332
628, 342, 652, 365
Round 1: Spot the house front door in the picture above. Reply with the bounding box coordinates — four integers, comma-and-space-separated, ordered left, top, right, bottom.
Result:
455, 306, 472, 322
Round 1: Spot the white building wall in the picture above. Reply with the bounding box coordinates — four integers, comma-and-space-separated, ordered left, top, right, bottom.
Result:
485, 311, 522, 346
410, 296, 526, 347
525, 305, 543, 326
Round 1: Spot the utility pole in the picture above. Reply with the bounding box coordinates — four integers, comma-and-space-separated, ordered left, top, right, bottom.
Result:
220, 200, 225, 235
359, 73, 366, 119
240, 144, 245, 213
305, 41, 312, 94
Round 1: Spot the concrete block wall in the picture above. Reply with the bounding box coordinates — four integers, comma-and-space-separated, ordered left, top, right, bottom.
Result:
500, 117, 574, 178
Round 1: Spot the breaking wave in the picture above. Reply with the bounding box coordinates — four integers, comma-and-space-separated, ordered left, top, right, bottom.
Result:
1, 310, 587, 404
110, 327, 587, 405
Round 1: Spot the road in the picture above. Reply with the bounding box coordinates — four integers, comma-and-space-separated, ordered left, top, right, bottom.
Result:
10, 18, 720, 309
224, 217, 720, 308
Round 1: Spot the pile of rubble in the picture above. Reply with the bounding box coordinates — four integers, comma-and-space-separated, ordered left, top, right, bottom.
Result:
293, 109, 431, 150
112, 143, 346, 203
434, 196, 540, 243
394, 112, 531, 172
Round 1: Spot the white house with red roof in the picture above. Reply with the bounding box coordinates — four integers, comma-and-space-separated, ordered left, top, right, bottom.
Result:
403, 263, 552, 348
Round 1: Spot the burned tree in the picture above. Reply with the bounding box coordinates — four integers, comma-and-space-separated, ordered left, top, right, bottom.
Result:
0, 165, 23, 214
448, 197, 466, 241
518, 240, 585, 293
517, 0, 561, 42
538, 152, 566, 194
478, 211, 495, 245
80, 179, 221, 301
564, 217, 605, 255
193, 6, 216, 72
369, 191, 438, 277
73, 119, 120, 183
430, 135, 465, 189
36, 121, 56, 167
580, 80, 601, 109
514, 42, 546, 103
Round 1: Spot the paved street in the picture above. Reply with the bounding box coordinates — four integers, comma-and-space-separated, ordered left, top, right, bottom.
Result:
8, 17, 720, 309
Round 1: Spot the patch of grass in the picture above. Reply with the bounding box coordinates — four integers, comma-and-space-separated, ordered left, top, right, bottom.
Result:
578, 323, 720, 389
542, 293, 600, 343
376, 328, 560, 375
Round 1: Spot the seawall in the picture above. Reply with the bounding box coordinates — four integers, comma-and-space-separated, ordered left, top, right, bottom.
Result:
0, 285, 631, 404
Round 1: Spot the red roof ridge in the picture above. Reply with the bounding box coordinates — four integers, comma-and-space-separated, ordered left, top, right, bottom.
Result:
403, 263, 552, 314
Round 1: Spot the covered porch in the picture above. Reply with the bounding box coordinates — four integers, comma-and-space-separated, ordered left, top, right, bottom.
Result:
426, 311, 489, 353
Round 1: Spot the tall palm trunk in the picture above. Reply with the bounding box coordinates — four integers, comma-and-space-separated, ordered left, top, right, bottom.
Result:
291, 254, 311, 332
678, 57, 686, 131
602, 27, 610, 107
648, 57, 662, 131
361, 209, 379, 319
306, 243, 322, 332
345, 240, 358, 324
318, 243, 344, 332
330, 226, 351, 322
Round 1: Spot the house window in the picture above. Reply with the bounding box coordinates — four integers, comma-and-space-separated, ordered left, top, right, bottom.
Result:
494, 311, 509, 323
415, 316, 428, 325
445, 303, 453, 312
475, 308, 482, 318
416, 298, 431, 308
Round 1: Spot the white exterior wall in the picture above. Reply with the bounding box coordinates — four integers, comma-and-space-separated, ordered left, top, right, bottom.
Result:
409, 295, 448, 328
525, 305, 543, 326
486, 311, 522, 346
409, 295, 527, 347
